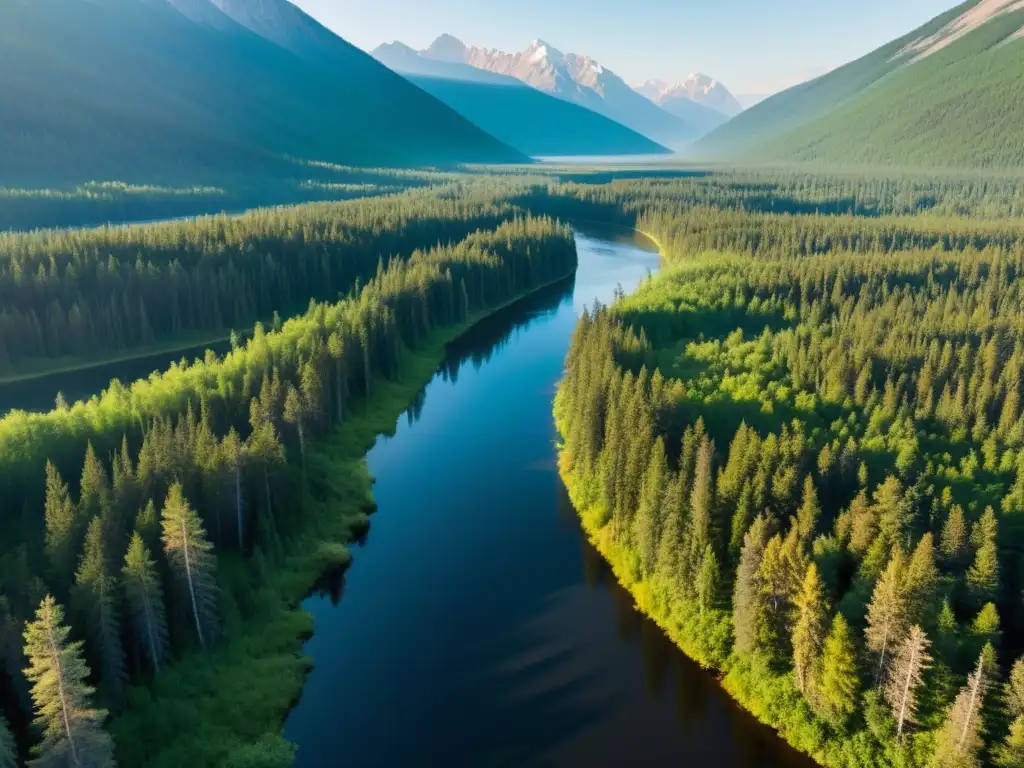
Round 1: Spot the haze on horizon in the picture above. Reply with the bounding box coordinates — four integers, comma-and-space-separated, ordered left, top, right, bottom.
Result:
291, 0, 956, 97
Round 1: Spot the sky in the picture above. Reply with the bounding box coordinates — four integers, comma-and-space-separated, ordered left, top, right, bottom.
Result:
292, 0, 956, 96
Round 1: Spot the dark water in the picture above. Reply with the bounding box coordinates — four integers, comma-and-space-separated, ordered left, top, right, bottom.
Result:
0, 339, 232, 415
283, 228, 816, 768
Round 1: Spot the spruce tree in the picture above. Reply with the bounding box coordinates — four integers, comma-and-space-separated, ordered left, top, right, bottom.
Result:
634, 438, 668, 576
866, 548, 908, 682
934, 652, 988, 768
796, 475, 821, 544
997, 658, 1024, 767
792, 563, 827, 696
22, 596, 115, 767
220, 428, 247, 552
161, 483, 217, 649
817, 614, 859, 727
967, 509, 1000, 608
941, 505, 969, 567
733, 515, 770, 654
43, 461, 79, 595
122, 533, 170, 675
72, 518, 126, 710
696, 545, 720, 615
884, 625, 932, 743
904, 533, 939, 629
686, 437, 714, 575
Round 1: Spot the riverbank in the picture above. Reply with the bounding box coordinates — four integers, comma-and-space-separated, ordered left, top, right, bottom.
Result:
109, 268, 577, 767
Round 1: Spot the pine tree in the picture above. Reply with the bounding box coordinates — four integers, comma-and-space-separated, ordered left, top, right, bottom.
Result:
733, 515, 770, 655
792, 563, 828, 696
866, 548, 907, 682
817, 614, 860, 727
78, 443, 110, 527
22, 596, 115, 767
72, 518, 126, 710
998, 658, 1024, 767
934, 652, 988, 768
161, 483, 217, 649
220, 428, 247, 552
687, 437, 714, 574
634, 438, 668, 576
941, 505, 969, 567
0, 714, 15, 768
43, 461, 79, 594
904, 533, 939, 629
697, 545, 720, 614
967, 508, 1000, 608
884, 625, 932, 743
122, 533, 169, 675
796, 475, 821, 543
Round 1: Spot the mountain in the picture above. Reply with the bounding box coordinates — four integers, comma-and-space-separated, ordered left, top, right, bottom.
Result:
372, 41, 669, 157
696, 0, 1024, 169
0, 0, 524, 188
419, 36, 698, 148
635, 74, 744, 117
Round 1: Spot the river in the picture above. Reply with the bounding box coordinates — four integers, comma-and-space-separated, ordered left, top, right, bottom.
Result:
282, 227, 816, 767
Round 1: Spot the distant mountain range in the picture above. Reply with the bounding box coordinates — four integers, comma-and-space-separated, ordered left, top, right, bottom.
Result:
372, 41, 669, 157
387, 35, 713, 149
632, 75, 741, 135
696, 0, 1024, 169
0, 0, 524, 187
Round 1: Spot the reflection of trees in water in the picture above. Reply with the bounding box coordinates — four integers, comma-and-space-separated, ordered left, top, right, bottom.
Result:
401, 276, 575, 426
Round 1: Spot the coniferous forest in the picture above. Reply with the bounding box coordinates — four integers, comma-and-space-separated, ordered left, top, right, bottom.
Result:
5, 170, 1024, 765
554, 172, 1024, 768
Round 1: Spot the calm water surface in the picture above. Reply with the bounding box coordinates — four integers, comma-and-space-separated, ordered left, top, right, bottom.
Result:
283, 228, 816, 768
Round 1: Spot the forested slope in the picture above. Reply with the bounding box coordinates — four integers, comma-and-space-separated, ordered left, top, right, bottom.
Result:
0, 0, 523, 188
696, 0, 1024, 170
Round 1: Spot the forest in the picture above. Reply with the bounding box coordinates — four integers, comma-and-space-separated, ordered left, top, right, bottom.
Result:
6, 169, 1024, 766
555, 188, 1024, 766
0, 210, 576, 766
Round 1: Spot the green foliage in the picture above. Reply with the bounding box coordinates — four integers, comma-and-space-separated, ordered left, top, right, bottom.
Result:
818, 614, 859, 728
23, 595, 115, 767
121, 534, 170, 676
0, 714, 15, 768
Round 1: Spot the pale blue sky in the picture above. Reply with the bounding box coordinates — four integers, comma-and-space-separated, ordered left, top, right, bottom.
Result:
292, 0, 956, 95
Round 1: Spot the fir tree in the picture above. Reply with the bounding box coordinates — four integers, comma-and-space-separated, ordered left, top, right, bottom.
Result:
792, 563, 828, 696
697, 545, 720, 615
22, 595, 115, 767
796, 475, 821, 544
733, 515, 770, 654
884, 625, 932, 743
967, 508, 1000, 608
817, 613, 859, 727
43, 461, 79, 594
634, 438, 668, 576
161, 483, 217, 649
687, 437, 714, 574
72, 518, 126, 710
941, 506, 968, 567
934, 652, 988, 768
122, 533, 170, 675
866, 548, 908, 682
904, 533, 939, 629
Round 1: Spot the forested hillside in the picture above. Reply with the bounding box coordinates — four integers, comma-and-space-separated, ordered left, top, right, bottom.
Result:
0, 0, 523, 188
696, 0, 1024, 170
556, 181, 1024, 766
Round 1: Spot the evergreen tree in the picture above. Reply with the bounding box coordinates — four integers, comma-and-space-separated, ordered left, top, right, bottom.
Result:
941, 505, 969, 567
733, 515, 770, 655
43, 461, 79, 594
72, 518, 126, 710
161, 483, 217, 649
904, 533, 939, 629
967, 508, 1000, 608
933, 652, 988, 768
817, 613, 860, 727
634, 438, 668, 576
997, 658, 1024, 767
22, 595, 115, 767
220, 428, 247, 552
866, 548, 908, 682
796, 475, 821, 544
122, 533, 170, 675
792, 563, 828, 696
697, 545, 720, 615
884, 625, 932, 743
687, 437, 714, 574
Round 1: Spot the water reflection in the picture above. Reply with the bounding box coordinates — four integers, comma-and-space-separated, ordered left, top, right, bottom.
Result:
284, 230, 815, 768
